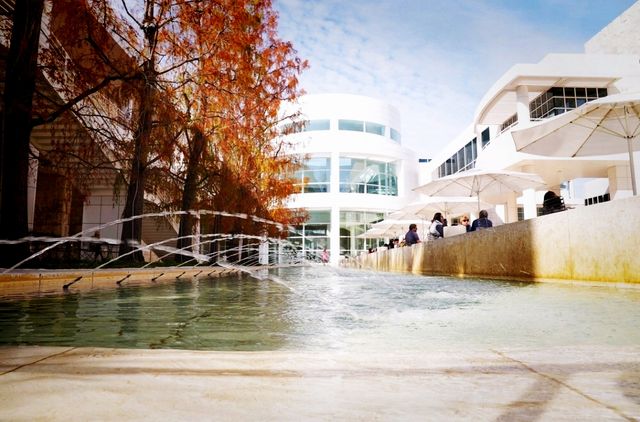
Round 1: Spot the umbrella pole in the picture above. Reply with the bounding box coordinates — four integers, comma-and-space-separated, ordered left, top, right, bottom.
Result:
628, 136, 638, 195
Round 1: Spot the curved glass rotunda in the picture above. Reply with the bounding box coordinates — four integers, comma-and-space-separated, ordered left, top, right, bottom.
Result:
281, 94, 418, 264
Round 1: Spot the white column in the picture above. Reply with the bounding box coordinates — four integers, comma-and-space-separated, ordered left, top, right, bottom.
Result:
329, 151, 341, 265
521, 164, 539, 219
259, 233, 269, 265
475, 126, 484, 154
516, 85, 531, 125
522, 188, 537, 219
505, 192, 518, 223
329, 205, 340, 265
277, 241, 284, 265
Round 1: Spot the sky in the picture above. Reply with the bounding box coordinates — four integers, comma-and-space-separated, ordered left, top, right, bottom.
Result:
273, 0, 637, 158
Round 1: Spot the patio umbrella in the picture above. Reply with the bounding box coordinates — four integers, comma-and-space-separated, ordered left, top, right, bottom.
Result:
512, 92, 640, 195
413, 169, 546, 211
357, 228, 389, 239
388, 197, 489, 221
365, 219, 427, 240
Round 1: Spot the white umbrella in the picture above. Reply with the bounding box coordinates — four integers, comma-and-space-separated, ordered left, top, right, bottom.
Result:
512, 92, 640, 195
368, 219, 427, 240
357, 228, 389, 239
413, 169, 546, 211
389, 198, 488, 221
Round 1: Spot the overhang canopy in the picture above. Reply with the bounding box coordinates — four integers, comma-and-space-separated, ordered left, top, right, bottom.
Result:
473, 54, 637, 126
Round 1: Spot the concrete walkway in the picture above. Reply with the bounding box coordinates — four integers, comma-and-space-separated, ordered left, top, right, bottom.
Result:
1, 345, 639, 421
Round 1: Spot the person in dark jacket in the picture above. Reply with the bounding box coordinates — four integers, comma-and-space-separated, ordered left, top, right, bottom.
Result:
470, 210, 493, 231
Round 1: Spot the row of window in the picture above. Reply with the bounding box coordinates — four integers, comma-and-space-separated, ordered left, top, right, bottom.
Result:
438, 86, 610, 179
437, 128, 490, 179
585, 193, 610, 206
500, 87, 609, 132
289, 119, 402, 143
287, 210, 385, 256
293, 157, 398, 196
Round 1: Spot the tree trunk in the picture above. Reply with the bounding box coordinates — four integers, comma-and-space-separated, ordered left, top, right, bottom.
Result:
0, 0, 45, 267
177, 127, 206, 262
119, 1, 157, 263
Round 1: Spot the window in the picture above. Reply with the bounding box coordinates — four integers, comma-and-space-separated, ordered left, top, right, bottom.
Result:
289, 210, 331, 255
303, 119, 330, 131
365, 121, 385, 136
339, 211, 385, 256
438, 137, 478, 178
529, 86, 608, 120
339, 157, 397, 196
464, 140, 475, 171
293, 157, 331, 193
481, 128, 490, 148
451, 152, 458, 173
338, 119, 364, 132
390, 128, 401, 143
500, 114, 518, 132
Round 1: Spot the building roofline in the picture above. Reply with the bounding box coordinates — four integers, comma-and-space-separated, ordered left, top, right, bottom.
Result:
473, 53, 639, 126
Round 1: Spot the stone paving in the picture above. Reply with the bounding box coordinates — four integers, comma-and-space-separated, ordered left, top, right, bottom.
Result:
1, 345, 639, 421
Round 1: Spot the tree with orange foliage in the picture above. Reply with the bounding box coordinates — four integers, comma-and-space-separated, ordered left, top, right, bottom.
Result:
1, 0, 307, 266
145, 0, 308, 257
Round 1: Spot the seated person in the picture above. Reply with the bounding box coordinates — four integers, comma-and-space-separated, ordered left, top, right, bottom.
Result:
470, 210, 493, 231
427, 213, 444, 240
404, 223, 422, 246
460, 215, 471, 232
542, 191, 566, 215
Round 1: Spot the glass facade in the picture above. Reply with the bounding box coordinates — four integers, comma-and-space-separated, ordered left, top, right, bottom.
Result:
293, 157, 331, 193
339, 210, 385, 257
289, 210, 386, 258
303, 119, 330, 131
338, 119, 364, 132
288, 210, 331, 255
339, 158, 398, 195
337, 119, 390, 138
438, 86, 611, 179
283, 118, 400, 142
501, 87, 608, 132
530, 87, 607, 120
365, 121, 385, 136
390, 127, 401, 143
438, 138, 477, 178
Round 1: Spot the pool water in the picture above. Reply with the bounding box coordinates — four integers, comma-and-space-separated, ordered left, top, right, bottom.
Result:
1, 266, 639, 351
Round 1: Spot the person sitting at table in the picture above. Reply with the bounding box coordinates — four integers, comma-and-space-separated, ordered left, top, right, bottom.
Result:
470, 210, 493, 231
427, 213, 444, 240
542, 190, 566, 215
460, 214, 471, 232
404, 223, 421, 246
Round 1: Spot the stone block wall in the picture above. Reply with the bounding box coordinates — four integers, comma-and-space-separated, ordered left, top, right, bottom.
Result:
345, 196, 640, 284
585, 1, 640, 55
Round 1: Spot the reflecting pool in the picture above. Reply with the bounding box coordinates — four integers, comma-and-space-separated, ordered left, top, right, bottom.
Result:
1, 266, 639, 351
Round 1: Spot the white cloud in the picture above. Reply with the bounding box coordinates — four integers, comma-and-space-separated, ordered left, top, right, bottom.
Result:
274, 0, 634, 157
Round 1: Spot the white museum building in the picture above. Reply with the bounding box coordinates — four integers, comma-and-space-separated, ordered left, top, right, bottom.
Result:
417, 1, 640, 225
281, 94, 418, 264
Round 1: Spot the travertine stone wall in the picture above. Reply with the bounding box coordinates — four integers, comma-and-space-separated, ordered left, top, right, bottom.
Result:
344, 196, 640, 284
585, 2, 640, 55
